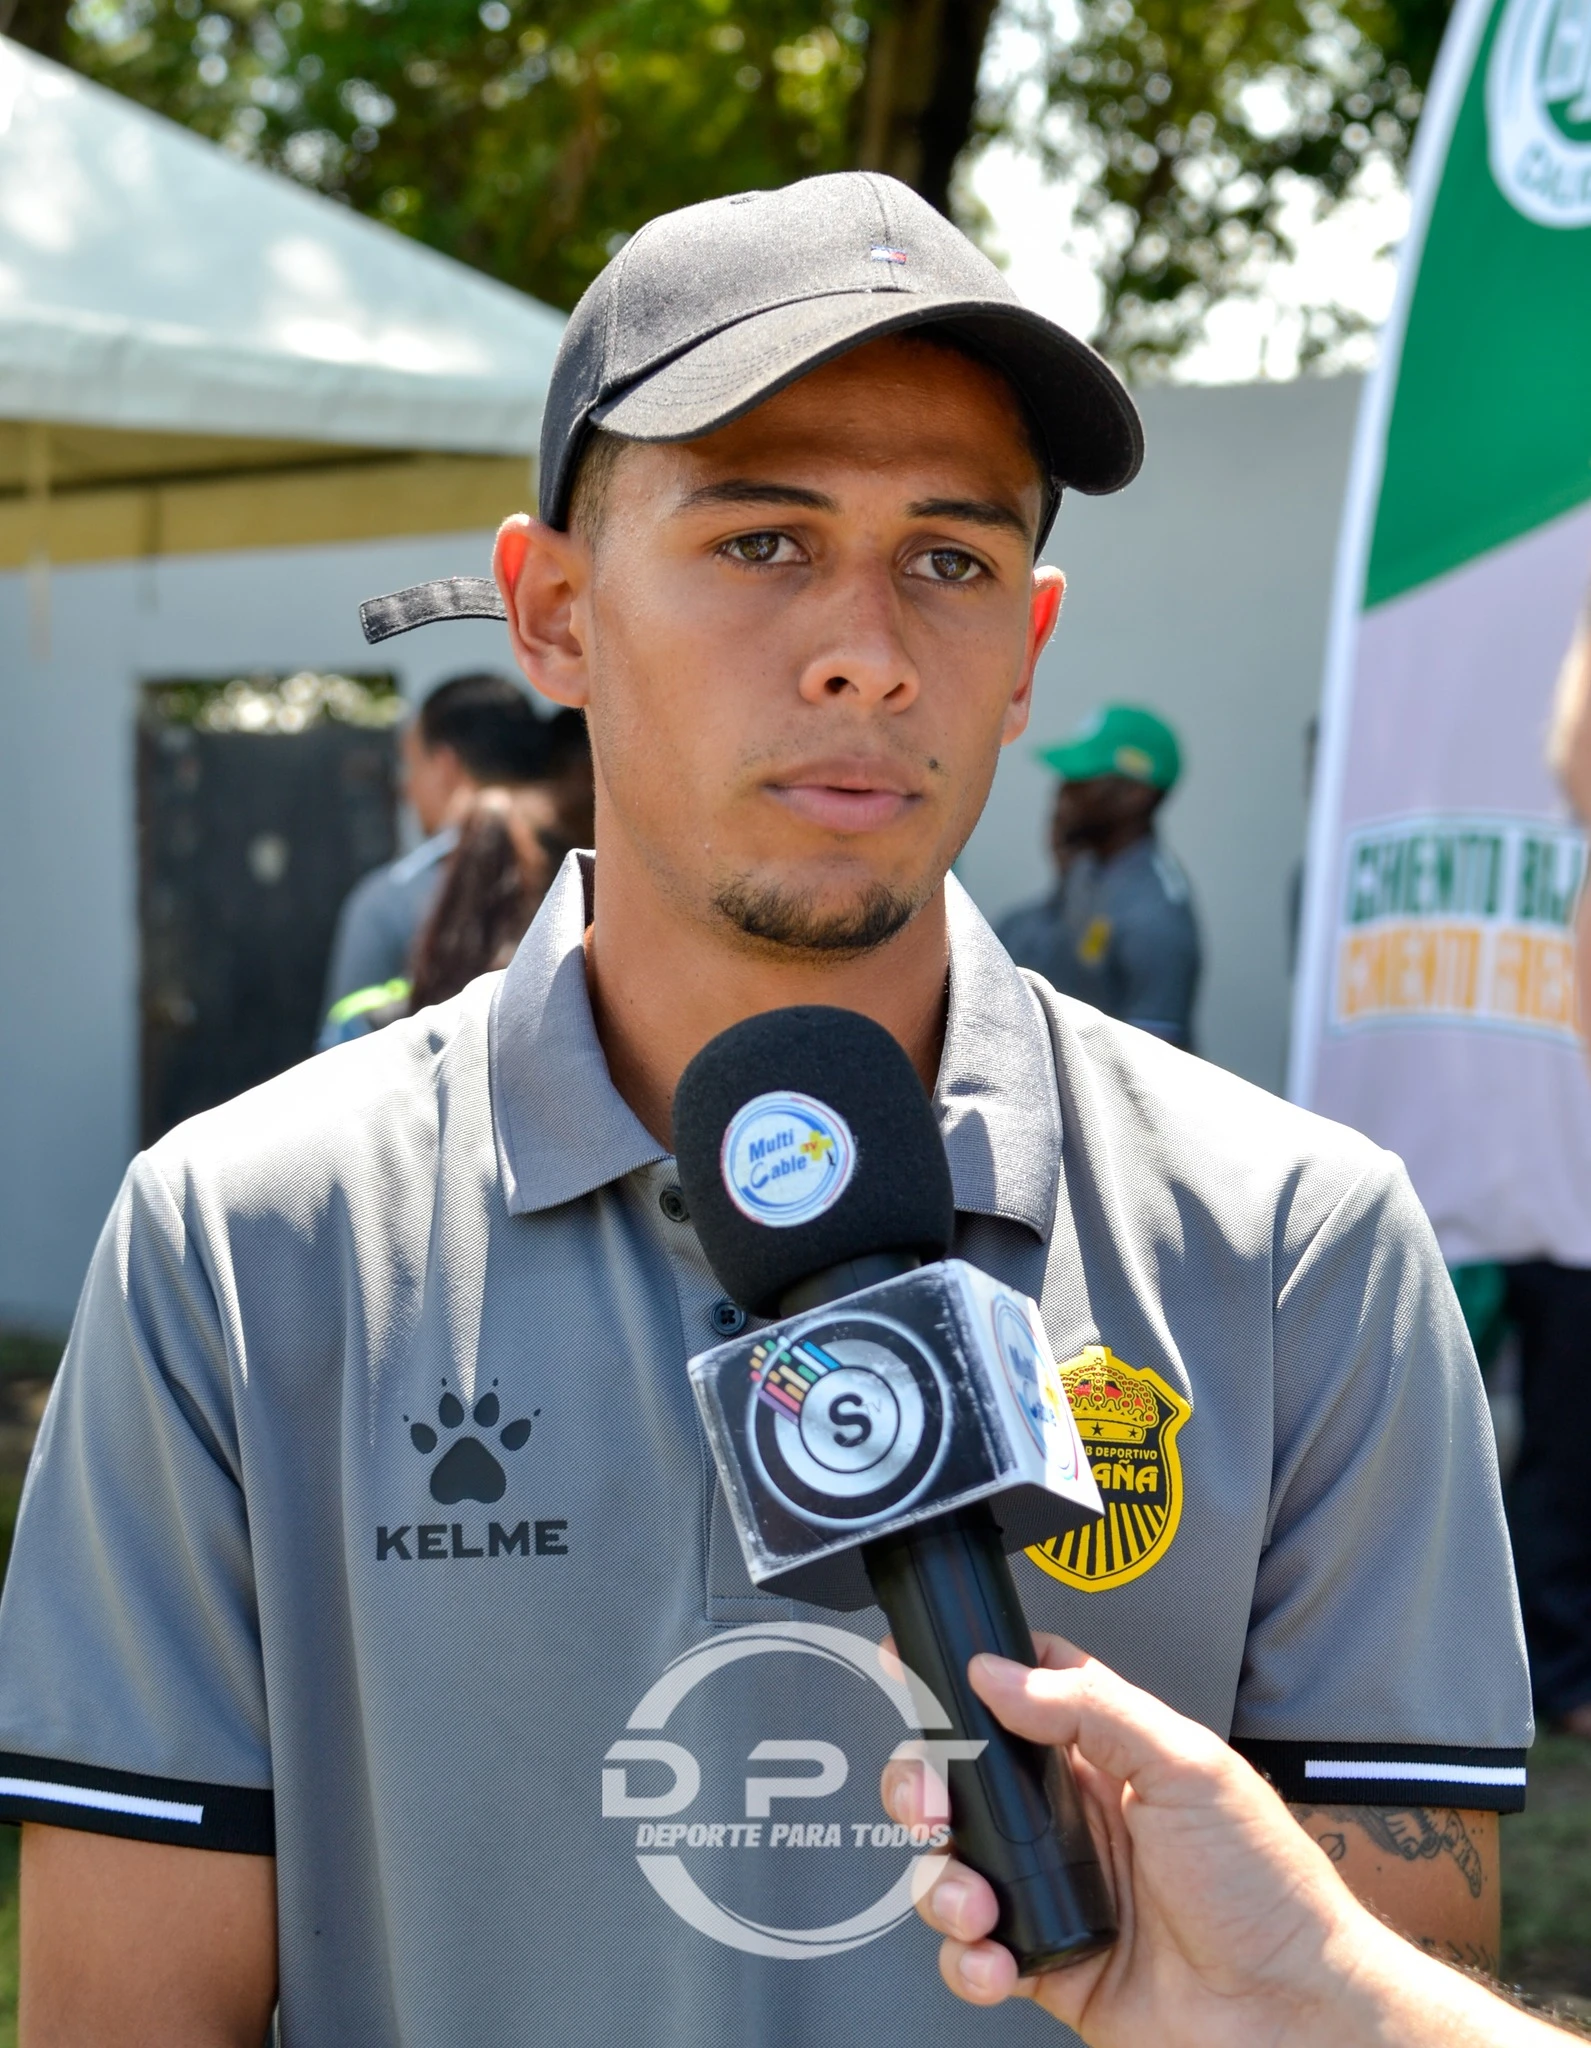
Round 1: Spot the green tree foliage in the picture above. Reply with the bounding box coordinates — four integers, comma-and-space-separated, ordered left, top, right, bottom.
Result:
47, 0, 1453, 364
988, 0, 1449, 370
63, 0, 876, 310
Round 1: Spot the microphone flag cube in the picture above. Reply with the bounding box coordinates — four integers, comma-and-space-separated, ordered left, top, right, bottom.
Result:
689, 1259, 1104, 1609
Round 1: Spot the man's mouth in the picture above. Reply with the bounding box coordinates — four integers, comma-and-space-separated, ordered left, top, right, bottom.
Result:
765, 759, 925, 835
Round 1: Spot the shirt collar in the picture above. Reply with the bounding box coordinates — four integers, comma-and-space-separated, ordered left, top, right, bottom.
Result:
490, 852, 1060, 1238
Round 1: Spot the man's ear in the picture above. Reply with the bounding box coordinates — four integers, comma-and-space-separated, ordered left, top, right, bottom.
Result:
493, 514, 592, 709
1002, 565, 1065, 746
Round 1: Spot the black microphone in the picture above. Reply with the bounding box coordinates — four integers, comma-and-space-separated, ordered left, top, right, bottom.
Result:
674, 1006, 1118, 1975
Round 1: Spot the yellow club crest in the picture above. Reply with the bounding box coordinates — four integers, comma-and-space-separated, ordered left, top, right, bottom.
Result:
1026, 1347, 1192, 1591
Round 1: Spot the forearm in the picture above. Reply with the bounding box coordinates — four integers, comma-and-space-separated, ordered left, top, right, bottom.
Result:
1322, 1915, 1569, 2048
1291, 1805, 1499, 1969
20, 1824, 277, 2048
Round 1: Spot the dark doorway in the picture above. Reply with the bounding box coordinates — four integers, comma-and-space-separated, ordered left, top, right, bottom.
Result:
138, 672, 401, 1147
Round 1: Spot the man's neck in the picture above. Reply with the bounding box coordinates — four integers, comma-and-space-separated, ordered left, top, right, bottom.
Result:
582, 844, 952, 1149
1062, 818, 1153, 870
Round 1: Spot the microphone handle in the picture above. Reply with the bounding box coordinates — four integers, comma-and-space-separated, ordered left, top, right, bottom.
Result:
863, 1504, 1117, 1975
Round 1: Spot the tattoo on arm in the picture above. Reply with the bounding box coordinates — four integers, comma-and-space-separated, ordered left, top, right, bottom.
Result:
1419, 1938, 1500, 1971
1293, 1806, 1486, 1898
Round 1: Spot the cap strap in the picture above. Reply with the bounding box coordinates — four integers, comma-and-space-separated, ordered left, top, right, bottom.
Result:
359, 577, 507, 644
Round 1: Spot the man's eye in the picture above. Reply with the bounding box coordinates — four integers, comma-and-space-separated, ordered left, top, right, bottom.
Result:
724, 533, 788, 564
919, 548, 983, 582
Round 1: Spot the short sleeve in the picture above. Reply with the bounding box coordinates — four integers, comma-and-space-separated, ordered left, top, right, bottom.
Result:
1230, 1154, 1532, 1812
0, 1155, 273, 1852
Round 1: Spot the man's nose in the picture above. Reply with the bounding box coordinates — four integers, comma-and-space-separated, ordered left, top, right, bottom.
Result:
794, 562, 921, 711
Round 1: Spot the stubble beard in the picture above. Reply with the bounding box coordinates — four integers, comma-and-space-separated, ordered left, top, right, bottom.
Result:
711, 873, 925, 956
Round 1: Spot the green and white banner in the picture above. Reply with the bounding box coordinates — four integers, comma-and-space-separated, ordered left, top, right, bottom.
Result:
1289, 0, 1591, 1264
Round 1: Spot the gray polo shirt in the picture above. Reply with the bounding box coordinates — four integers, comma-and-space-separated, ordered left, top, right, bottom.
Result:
998, 833, 1200, 1048
0, 854, 1528, 2048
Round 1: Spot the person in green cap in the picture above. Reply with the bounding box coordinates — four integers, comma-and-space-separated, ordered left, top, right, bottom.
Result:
997, 703, 1201, 1050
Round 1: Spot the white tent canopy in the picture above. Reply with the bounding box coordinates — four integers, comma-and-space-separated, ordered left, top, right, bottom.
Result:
0, 35, 564, 452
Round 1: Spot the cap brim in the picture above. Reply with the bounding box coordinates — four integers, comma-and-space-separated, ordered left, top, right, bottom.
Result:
1038, 741, 1112, 781
1037, 739, 1170, 787
587, 290, 1141, 512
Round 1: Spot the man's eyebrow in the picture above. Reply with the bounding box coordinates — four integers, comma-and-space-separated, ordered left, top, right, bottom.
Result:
676, 479, 839, 513
906, 496, 1033, 542
675, 479, 1032, 542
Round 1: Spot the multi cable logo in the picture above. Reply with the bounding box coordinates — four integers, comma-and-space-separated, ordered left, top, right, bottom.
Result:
601, 1623, 983, 1960
719, 1091, 856, 1227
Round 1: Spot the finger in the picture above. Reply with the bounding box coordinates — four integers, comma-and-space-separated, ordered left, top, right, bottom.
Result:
880, 1755, 951, 1829
915, 1861, 1000, 1943
1030, 1631, 1091, 1674
877, 1635, 906, 1685
969, 1653, 1230, 1803
880, 1757, 919, 1825
939, 1938, 1024, 2008
1068, 1747, 1132, 1894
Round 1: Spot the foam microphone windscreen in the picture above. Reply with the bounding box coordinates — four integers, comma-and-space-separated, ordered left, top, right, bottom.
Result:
672, 1006, 955, 1316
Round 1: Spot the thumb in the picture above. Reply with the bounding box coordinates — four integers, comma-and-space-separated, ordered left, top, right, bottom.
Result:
969, 1654, 1235, 1808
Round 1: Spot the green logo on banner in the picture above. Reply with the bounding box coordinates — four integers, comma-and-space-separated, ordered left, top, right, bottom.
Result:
1488, 0, 1591, 224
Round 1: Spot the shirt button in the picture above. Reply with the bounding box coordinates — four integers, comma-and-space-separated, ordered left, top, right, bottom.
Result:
710, 1299, 747, 1338
659, 1186, 689, 1224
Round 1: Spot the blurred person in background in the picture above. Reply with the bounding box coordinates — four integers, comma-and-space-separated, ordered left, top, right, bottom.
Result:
321, 675, 588, 1016
1287, 715, 1320, 978
1505, 589, 1591, 1740
533, 704, 597, 861
321, 785, 557, 1046
999, 704, 1201, 1050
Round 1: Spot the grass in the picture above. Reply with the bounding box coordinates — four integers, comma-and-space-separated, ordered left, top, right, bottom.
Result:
0, 1323, 1584, 2037
1504, 1733, 1591, 2018
0, 1333, 62, 1383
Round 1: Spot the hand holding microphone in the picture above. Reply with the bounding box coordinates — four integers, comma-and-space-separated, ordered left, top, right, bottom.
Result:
674, 1005, 1117, 1974
889, 1634, 1568, 2048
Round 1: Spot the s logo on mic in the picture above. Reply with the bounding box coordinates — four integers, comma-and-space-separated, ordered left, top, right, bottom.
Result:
720, 1092, 857, 1228
748, 1318, 950, 1530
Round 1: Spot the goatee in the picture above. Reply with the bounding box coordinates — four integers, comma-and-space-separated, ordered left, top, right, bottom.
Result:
712, 876, 921, 955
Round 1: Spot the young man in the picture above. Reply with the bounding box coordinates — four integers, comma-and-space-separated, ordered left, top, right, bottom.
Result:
2, 175, 1527, 2047
998, 705, 1200, 1050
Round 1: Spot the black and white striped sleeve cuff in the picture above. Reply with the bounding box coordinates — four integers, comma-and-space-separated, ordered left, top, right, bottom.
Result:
0, 1751, 275, 1852
1231, 1739, 1528, 1811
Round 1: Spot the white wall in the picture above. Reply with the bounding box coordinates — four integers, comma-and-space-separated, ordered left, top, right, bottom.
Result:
0, 374, 1363, 1330
958, 373, 1361, 1089
0, 528, 511, 1331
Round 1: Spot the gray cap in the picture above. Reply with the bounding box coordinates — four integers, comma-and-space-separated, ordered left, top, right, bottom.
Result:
360, 171, 1142, 644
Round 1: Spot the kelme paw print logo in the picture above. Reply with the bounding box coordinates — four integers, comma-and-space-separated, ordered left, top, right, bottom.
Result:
406, 1381, 538, 1505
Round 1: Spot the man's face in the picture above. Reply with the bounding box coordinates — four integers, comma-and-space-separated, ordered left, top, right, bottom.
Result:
1051, 774, 1158, 863
400, 725, 471, 839
502, 335, 1057, 954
